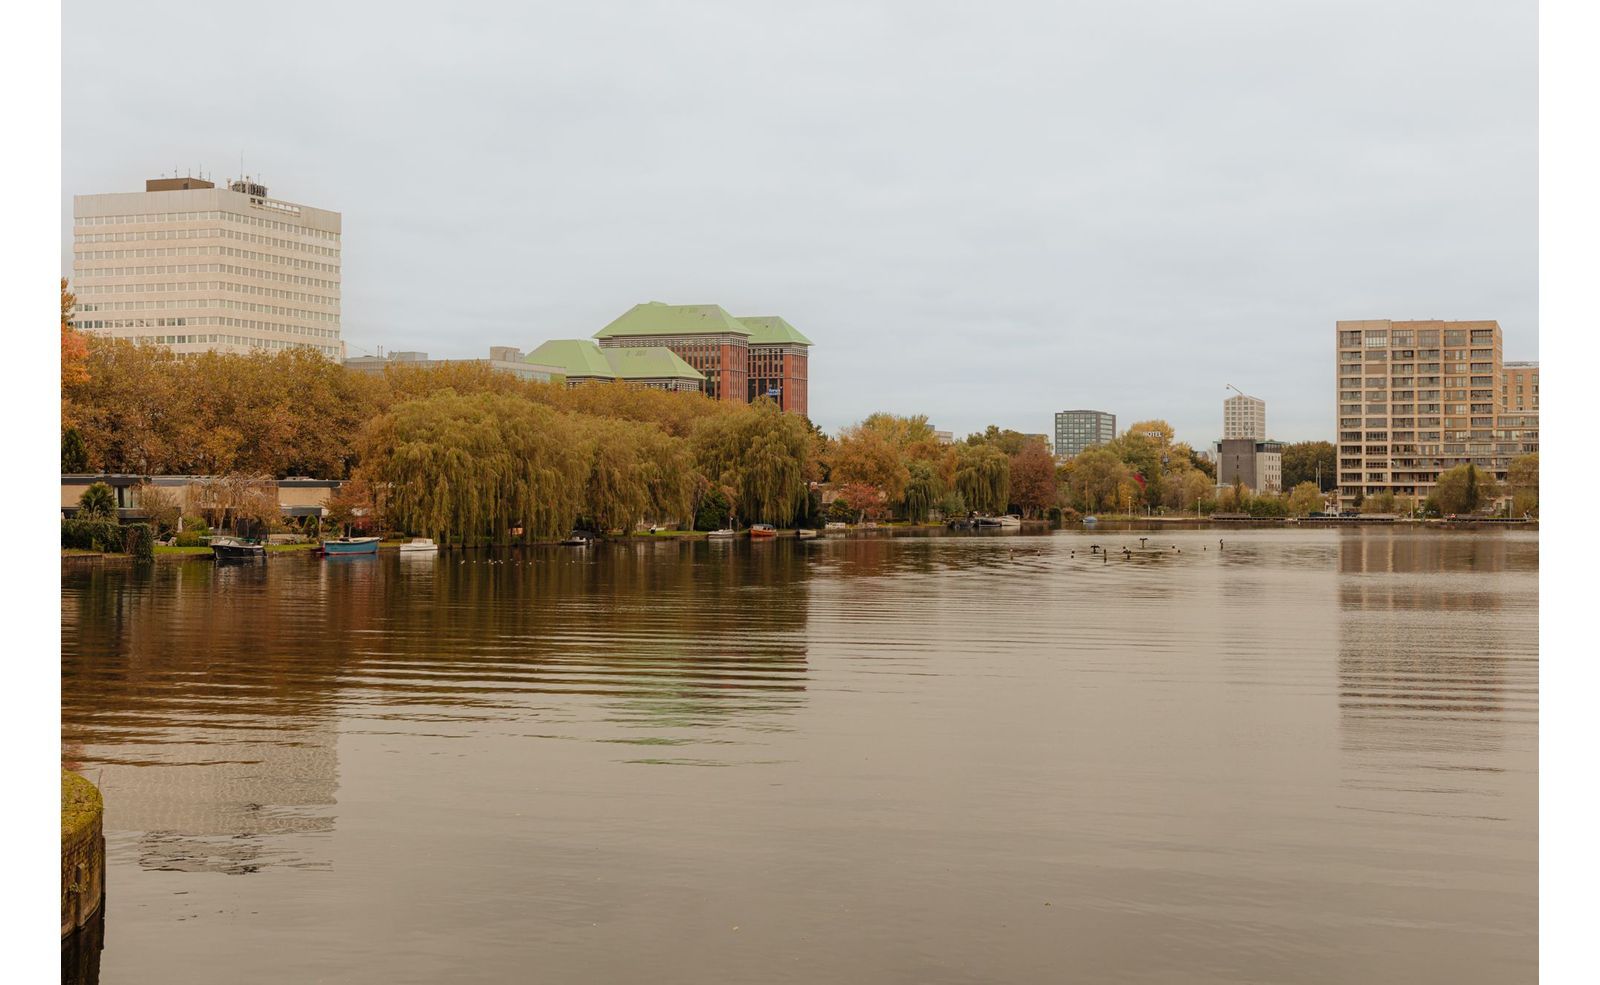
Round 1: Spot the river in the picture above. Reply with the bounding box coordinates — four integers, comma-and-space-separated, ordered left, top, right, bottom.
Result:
60, 528, 1538, 984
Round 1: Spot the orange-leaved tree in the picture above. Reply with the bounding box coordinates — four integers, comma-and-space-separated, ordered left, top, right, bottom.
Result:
61, 278, 89, 424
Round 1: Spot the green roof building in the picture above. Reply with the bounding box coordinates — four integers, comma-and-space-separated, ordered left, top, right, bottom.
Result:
738, 315, 813, 347
594, 302, 752, 341
582, 301, 812, 414
524, 339, 703, 392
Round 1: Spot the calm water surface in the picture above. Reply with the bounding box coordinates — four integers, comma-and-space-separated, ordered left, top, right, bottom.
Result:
61, 529, 1539, 984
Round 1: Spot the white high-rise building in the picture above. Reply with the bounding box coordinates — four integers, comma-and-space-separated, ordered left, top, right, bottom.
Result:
1223, 392, 1266, 440
72, 175, 342, 358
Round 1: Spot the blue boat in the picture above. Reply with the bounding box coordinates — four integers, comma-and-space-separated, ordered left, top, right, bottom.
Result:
321, 536, 380, 555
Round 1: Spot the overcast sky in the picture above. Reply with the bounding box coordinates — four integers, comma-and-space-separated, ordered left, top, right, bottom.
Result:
61, 0, 1536, 446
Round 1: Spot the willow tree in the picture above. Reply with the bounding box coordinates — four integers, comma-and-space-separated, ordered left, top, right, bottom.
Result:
358, 390, 588, 544
576, 416, 698, 533
1008, 438, 1058, 518
955, 442, 1010, 515
691, 402, 811, 526
903, 460, 942, 522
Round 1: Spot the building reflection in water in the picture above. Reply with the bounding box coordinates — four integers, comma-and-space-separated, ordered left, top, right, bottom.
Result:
1334, 530, 1538, 811
63, 542, 816, 861
350, 541, 813, 748
62, 560, 346, 876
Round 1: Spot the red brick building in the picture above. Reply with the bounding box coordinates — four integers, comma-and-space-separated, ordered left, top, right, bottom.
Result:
740, 316, 812, 416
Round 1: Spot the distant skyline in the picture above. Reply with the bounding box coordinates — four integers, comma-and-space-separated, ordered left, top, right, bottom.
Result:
61, 0, 1536, 447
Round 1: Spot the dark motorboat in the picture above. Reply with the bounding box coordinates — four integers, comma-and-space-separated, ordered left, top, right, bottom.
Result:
210, 537, 266, 561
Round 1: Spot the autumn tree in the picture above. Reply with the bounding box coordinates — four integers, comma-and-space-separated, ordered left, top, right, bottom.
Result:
576, 416, 697, 533
1506, 453, 1538, 517
136, 482, 183, 535
690, 401, 812, 526
859, 412, 936, 449
1361, 490, 1398, 514
323, 475, 378, 536
836, 482, 886, 523
358, 391, 589, 544
967, 425, 1038, 457
1281, 441, 1336, 491
1102, 420, 1177, 508
184, 474, 281, 532
954, 441, 1011, 515
1008, 438, 1058, 518
1286, 481, 1324, 517
830, 422, 912, 505
1431, 464, 1501, 516
1167, 469, 1214, 515
61, 278, 89, 427
1061, 448, 1129, 513
903, 460, 941, 523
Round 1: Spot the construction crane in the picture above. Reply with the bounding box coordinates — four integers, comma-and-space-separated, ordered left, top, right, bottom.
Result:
1224, 383, 1259, 400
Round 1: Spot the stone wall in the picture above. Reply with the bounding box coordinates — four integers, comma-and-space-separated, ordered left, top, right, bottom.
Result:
61, 771, 105, 938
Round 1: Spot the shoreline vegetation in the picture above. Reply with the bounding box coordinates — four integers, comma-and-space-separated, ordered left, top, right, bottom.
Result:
60, 514, 1537, 561
61, 300, 1539, 547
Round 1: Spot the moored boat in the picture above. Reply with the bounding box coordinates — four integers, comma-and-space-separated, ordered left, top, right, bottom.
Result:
997, 514, 1023, 529
707, 528, 736, 540
321, 536, 380, 555
749, 524, 777, 539
398, 537, 438, 553
797, 528, 818, 539
210, 537, 266, 561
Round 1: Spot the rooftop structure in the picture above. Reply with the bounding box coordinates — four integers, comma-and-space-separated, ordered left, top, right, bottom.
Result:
344, 347, 560, 381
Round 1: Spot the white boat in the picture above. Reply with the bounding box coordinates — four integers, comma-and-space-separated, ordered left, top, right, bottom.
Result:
797, 529, 818, 539
707, 528, 736, 540
997, 515, 1023, 529
398, 537, 438, 553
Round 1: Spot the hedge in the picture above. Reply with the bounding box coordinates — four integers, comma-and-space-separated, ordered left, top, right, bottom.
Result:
123, 523, 154, 561
62, 518, 124, 553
